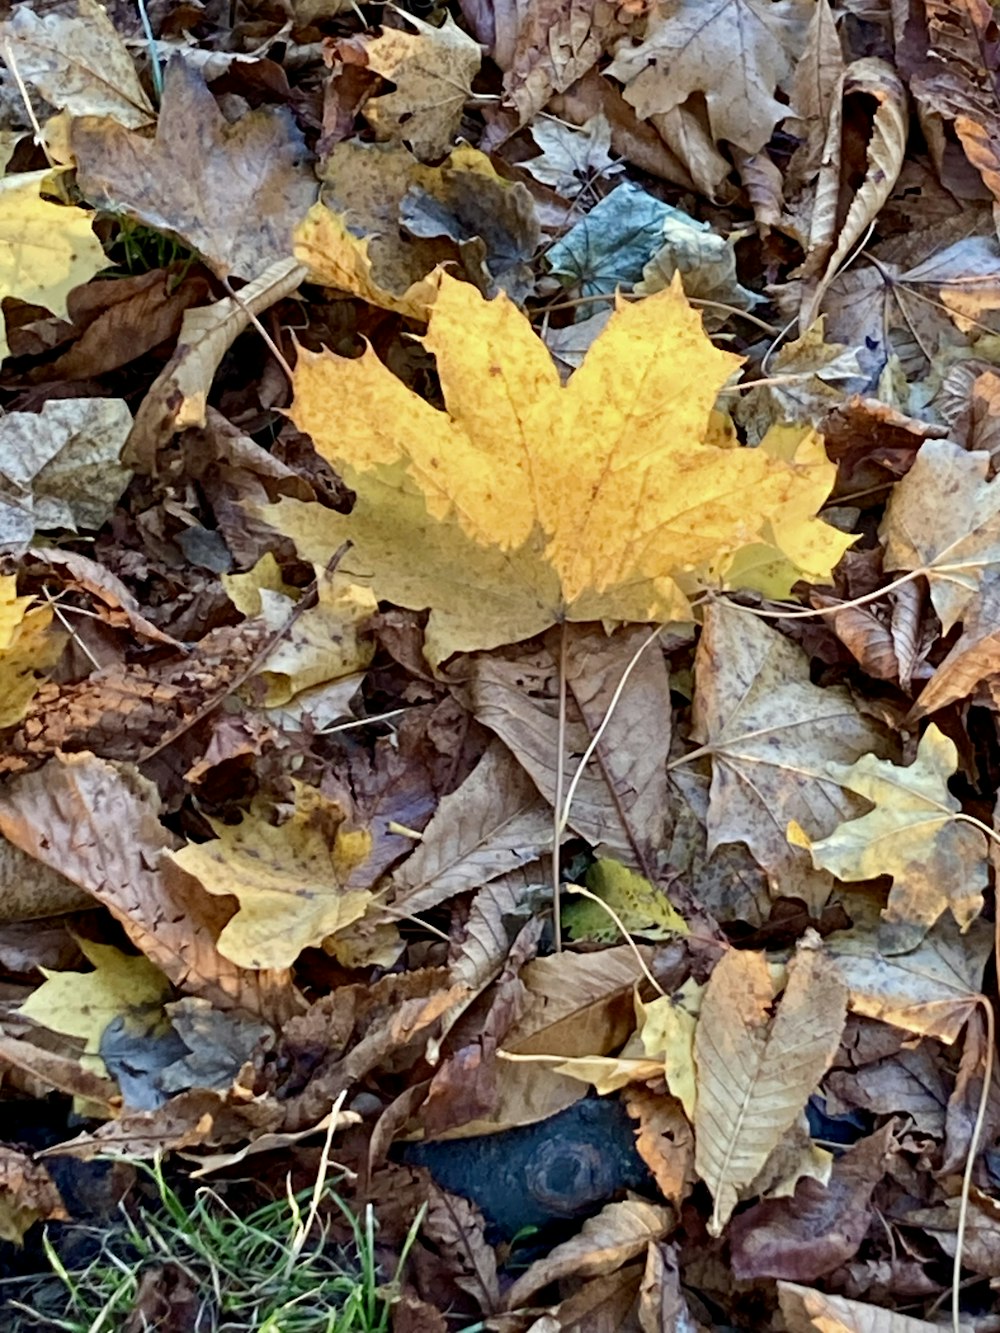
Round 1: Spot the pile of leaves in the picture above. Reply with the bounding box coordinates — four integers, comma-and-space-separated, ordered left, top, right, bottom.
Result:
3, 0, 1000, 1329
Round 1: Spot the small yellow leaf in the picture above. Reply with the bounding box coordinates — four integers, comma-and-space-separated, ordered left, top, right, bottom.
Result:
0, 577, 65, 728
19, 939, 170, 1074
0, 168, 107, 361
637, 978, 703, 1120
169, 784, 374, 969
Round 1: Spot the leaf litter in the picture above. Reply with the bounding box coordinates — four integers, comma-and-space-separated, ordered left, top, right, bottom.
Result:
2, 2, 1000, 1331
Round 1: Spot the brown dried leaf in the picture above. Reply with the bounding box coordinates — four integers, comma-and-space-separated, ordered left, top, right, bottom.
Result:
505, 1198, 671, 1310
778, 1281, 968, 1333
389, 741, 550, 919
0, 1145, 67, 1244
73, 58, 316, 281
694, 937, 847, 1236
623, 1085, 696, 1210
124, 256, 306, 473
689, 601, 889, 890
729, 1123, 894, 1281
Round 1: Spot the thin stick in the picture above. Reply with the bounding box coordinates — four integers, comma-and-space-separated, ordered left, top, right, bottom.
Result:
951, 996, 994, 1333
220, 275, 295, 387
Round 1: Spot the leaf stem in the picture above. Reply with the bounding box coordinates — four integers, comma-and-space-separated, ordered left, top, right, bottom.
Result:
551, 620, 568, 953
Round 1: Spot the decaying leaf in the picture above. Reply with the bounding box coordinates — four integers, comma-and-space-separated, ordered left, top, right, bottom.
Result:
694, 937, 847, 1236
0, 755, 296, 1021
688, 601, 890, 895
882, 438, 1000, 633
789, 724, 988, 942
265, 274, 850, 661
605, 0, 799, 154
0, 0, 155, 128
359, 13, 481, 160
0, 397, 133, 548
778, 1281, 967, 1333
73, 58, 316, 280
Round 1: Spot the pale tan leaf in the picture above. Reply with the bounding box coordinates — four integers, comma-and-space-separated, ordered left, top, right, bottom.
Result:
778, 1280, 972, 1332
0, 755, 296, 1022
505, 1199, 672, 1310
827, 906, 991, 1043
389, 741, 550, 918
789, 724, 987, 940
360, 13, 481, 160
694, 937, 847, 1236
882, 437, 1000, 633
605, 0, 800, 154
689, 601, 890, 887
1, 0, 154, 128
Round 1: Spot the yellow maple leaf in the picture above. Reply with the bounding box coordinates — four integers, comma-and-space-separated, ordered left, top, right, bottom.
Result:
262, 275, 852, 663
168, 784, 374, 969
788, 723, 988, 942
19, 939, 170, 1074
0, 169, 107, 362
0, 576, 66, 727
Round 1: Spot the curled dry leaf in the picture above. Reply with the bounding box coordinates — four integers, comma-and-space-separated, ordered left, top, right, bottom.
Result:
505, 1198, 672, 1310
124, 256, 306, 473
694, 937, 847, 1236
800, 59, 908, 328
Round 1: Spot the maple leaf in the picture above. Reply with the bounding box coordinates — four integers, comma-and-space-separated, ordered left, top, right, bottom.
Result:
605, 0, 799, 154
358, 13, 481, 160
263, 274, 852, 662
168, 784, 375, 970
0, 169, 107, 363
882, 437, 1000, 633
72, 58, 316, 281
688, 602, 890, 894
788, 724, 988, 942
0, 577, 65, 728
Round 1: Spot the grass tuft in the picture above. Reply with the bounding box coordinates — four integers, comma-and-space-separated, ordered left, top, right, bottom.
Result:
6, 1156, 422, 1333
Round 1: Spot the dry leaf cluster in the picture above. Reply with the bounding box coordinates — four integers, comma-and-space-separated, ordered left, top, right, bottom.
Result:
2, 2, 1000, 1332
